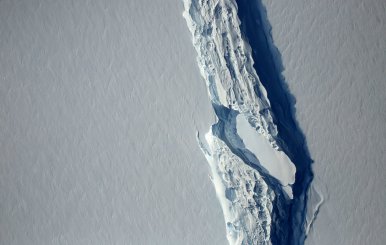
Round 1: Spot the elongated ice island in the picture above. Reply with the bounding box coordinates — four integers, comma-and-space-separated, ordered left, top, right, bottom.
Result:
183, 0, 313, 244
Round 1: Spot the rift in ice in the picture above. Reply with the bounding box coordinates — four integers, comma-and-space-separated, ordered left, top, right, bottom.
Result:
183, 0, 315, 244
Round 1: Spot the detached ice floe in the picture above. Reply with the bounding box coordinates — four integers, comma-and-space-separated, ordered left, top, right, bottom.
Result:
183, 0, 297, 244
236, 114, 296, 197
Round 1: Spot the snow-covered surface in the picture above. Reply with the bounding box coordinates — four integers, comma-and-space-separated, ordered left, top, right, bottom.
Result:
236, 114, 296, 191
0, 0, 228, 244
262, 0, 386, 244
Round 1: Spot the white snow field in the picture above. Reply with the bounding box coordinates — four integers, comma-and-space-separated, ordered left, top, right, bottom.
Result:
262, 0, 386, 244
0, 0, 228, 244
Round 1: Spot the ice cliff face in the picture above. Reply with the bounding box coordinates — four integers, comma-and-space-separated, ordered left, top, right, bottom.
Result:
183, 0, 302, 244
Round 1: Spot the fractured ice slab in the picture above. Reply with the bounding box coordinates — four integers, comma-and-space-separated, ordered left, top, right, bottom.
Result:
182, 0, 296, 183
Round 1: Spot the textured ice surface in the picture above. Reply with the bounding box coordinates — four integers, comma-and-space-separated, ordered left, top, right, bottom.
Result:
0, 0, 228, 244
262, 0, 386, 244
199, 130, 273, 244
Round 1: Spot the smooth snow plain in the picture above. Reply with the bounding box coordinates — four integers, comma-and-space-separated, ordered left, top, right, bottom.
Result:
0, 0, 228, 244
262, 0, 386, 244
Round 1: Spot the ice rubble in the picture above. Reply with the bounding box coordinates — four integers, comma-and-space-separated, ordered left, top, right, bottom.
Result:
199, 130, 273, 244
